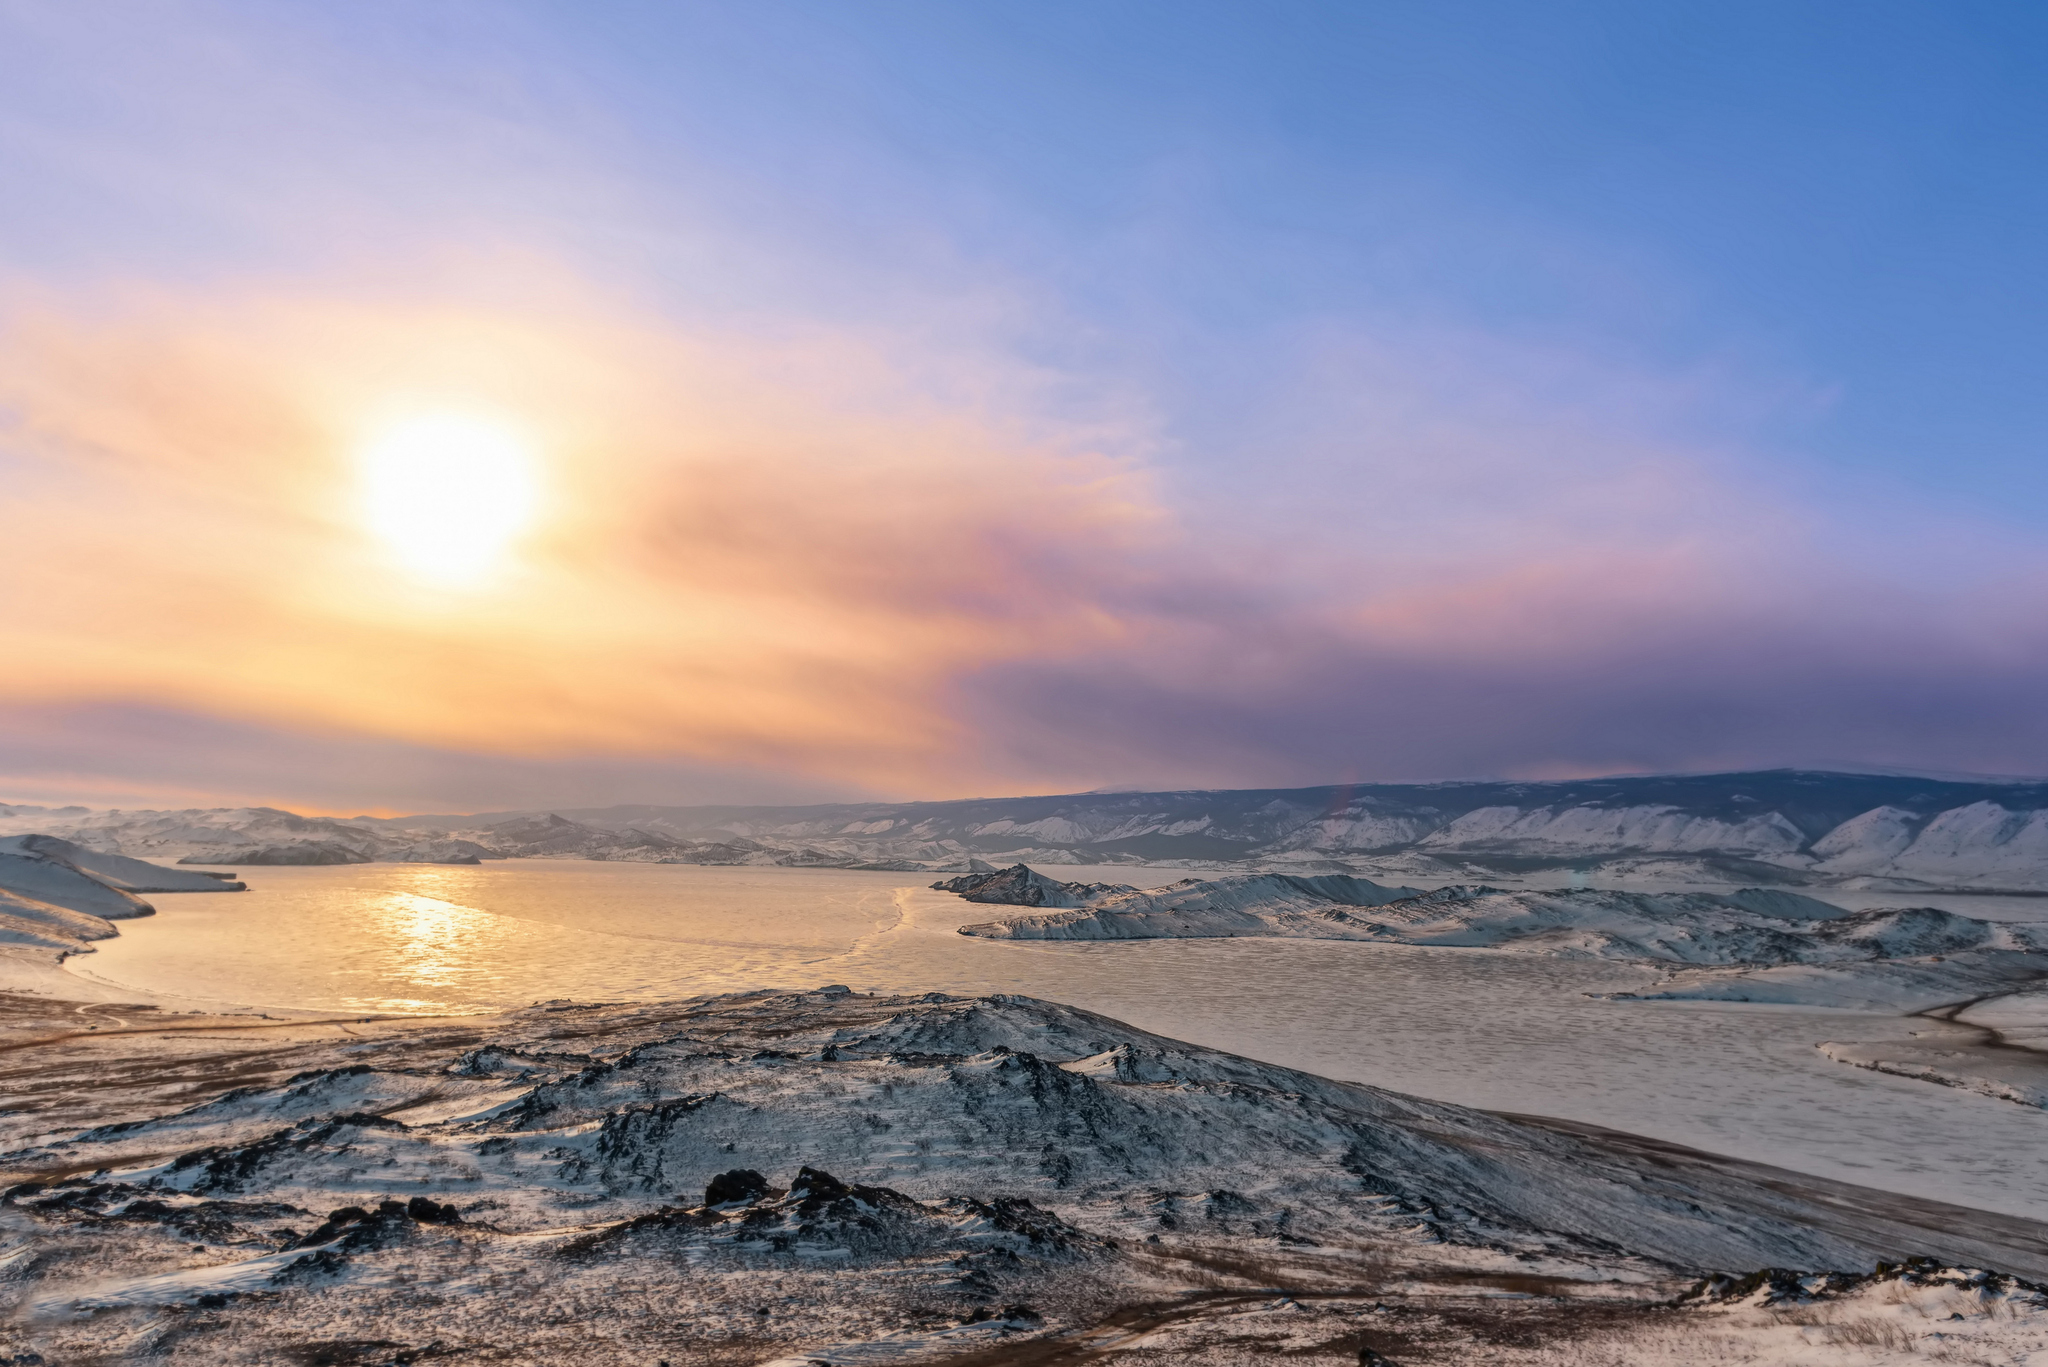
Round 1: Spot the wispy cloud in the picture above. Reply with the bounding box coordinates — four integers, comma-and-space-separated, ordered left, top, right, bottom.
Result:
0, 278, 1169, 800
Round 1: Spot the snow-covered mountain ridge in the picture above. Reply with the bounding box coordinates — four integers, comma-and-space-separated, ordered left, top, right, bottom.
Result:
11, 769, 2048, 888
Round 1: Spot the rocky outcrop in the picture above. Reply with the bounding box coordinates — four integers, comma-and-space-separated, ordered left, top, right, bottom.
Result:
930, 863, 1136, 908
179, 841, 372, 866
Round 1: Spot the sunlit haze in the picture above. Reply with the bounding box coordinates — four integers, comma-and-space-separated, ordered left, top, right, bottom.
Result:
358, 412, 542, 586
3, 3, 2047, 812
9, 17, 2048, 1361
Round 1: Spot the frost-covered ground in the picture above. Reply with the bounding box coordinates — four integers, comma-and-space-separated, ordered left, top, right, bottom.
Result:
5, 987, 2048, 1365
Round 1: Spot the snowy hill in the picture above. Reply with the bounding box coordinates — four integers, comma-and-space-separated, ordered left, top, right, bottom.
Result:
13, 769, 2048, 888
0, 834, 245, 954
6, 988, 2047, 1365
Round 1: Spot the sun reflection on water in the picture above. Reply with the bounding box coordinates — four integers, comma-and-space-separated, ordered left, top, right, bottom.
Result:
337, 888, 527, 1012
372, 891, 485, 987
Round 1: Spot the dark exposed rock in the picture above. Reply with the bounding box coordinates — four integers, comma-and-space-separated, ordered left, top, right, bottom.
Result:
405, 1196, 460, 1224
962, 1303, 1044, 1327
553, 1203, 720, 1258
178, 842, 372, 866
1680, 1258, 2048, 1307
549, 1164, 1103, 1268
5, 1179, 306, 1245
957, 1196, 1090, 1248
704, 1168, 769, 1207
170, 1115, 405, 1193
283, 1196, 459, 1251
931, 864, 1133, 908
788, 1166, 850, 1209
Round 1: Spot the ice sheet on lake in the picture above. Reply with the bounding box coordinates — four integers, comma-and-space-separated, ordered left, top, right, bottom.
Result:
955, 873, 2048, 1010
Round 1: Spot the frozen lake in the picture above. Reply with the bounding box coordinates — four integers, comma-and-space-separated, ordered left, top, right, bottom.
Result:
69, 861, 2048, 1221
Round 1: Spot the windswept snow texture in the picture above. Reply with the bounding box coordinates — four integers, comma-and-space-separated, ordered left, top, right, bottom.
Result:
16, 769, 2048, 887
8, 989, 2048, 1366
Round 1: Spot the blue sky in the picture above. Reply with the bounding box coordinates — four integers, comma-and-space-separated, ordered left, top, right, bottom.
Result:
3, 2, 2046, 808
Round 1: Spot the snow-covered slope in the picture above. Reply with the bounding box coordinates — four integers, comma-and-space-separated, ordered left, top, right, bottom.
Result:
0, 848, 156, 922
0, 835, 242, 893
0, 833, 251, 956
176, 840, 373, 866
0, 887, 119, 951
952, 878, 1862, 957
1811, 801, 2048, 886
4, 806, 387, 862
1415, 804, 1806, 857
7, 989, 2047, 1366
473, 770, 2048, 888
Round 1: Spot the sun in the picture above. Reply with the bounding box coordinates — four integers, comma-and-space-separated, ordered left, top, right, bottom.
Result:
357, 412, 542, 585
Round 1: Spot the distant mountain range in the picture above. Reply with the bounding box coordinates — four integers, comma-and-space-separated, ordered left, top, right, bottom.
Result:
6, 769, 2048, 891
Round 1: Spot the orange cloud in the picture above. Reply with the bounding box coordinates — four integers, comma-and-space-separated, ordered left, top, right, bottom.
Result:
15, 272, 2046, 810
0, 276, 1164, 793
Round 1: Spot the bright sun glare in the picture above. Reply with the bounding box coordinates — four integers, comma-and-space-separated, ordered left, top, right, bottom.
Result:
357, 412, 541, 585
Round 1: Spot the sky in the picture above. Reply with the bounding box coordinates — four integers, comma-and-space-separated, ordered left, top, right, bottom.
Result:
3, 1, 2048, 813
